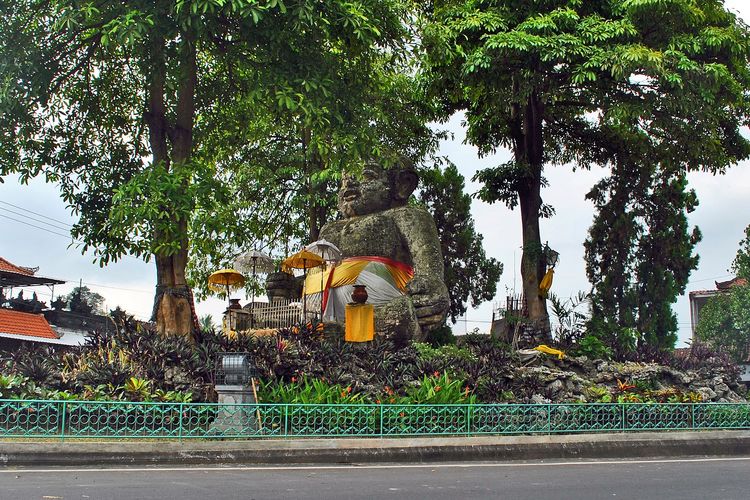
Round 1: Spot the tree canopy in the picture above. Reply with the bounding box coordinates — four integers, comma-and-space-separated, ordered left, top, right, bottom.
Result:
65, 286, 106, 316
418, 161, 503, 323
419, 0, 750, 340
0, 0, 417, 336
585, 157, 701, 350
696, 224, 750, 363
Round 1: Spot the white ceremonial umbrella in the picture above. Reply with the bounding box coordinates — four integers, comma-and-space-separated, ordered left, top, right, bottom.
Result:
305, 238, 342, 263
234, 249, 275, 328
305, 239, 343, 320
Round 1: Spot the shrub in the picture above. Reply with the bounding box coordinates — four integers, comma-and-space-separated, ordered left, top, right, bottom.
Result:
426, 324, 456, 347
573, 334, 613, 360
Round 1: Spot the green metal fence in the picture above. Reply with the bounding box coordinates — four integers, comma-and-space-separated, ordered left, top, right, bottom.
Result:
1, 399, 749, 440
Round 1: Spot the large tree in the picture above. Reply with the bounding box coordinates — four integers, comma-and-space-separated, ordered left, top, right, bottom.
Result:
420, 0, 750, 335
0, 0, 411, 337
186, 59, 445, 298
585, 155, 701, 350
418, 161, 503, 323
696, 224, 750, 363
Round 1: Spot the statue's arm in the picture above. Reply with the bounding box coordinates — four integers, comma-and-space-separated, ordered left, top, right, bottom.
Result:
394, 207, 449, 328
393, 207, 444, 278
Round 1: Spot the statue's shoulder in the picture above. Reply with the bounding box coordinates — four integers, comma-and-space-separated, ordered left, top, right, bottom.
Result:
389, 205, 440, 242
319, 218, 347, 240
388, 204, 434, 222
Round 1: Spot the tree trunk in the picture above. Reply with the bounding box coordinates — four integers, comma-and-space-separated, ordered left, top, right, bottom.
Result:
513, 86, 550, 338
153, 250, 196, 341
147, 30, 198, 341
302, 128, 329, 242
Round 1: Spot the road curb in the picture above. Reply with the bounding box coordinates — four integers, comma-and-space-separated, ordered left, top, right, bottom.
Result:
2, 430, 750, 466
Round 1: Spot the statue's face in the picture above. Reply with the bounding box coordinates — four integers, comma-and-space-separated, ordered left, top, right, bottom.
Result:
338, 165, 392, 217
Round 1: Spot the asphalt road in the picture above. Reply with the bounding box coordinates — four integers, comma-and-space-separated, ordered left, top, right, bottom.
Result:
1, 457, 749, 500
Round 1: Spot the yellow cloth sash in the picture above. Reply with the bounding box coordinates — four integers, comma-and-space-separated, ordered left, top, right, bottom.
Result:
345, 304, 374, 342
304, 257, 413, 295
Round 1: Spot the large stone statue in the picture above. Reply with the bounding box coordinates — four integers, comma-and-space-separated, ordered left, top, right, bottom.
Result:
319, 160, 450, 342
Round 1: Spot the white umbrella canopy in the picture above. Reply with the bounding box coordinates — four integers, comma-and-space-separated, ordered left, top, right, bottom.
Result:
234, 249, 275, 274
305, 239, 343, 321
234, 249, 275, 329
305, 239, 342, 263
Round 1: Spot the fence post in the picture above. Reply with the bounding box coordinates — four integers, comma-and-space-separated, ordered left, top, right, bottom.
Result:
466, 404, 471, 436
691, 403, 695, 430
284, 404, 289, 437
60, 401, 67, 442
547, 403, 552, 435
178, 403, 184, 442
621, 404, 626, 432
379, 404, 384, 437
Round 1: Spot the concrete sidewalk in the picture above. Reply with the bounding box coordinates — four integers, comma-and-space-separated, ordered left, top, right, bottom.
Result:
2, 430, 750, 466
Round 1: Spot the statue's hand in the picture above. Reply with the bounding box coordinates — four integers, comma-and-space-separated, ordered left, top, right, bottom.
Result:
406, 275, 450, 329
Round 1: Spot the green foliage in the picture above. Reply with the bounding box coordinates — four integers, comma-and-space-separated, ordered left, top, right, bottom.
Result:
696, 285, 750, 364
417, 162, 503, 322
420, 0, 750, 327
548, 291, 590, 349
65, 286, 106, 315
123, 377, 152, 402
733, 224, 750, 279
405, 371, 477, 405
0, 374, 28, 399
587, 381, 703, 404
257, 376, 364, 405
414, 342, 476, 364
152, 389, 193, 403
425, 323, 456, 347
573, 334, 613, 361
586, 164, 700, 351
695, 225, 750, 363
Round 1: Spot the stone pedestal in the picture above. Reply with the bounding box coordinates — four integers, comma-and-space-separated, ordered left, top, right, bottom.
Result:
265, 272, 303, 302
210, 384, 258, 435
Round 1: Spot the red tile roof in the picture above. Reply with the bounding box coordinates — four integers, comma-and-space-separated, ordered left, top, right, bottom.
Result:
0, 257, 35, 276
716, 277, 748, 290
0, 309, 59, 339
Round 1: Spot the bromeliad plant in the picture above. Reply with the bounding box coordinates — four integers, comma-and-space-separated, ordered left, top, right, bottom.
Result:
257, 377, 365, 405
405, 372, 477, 405
0, 374, 27, 399
257, 371, 478, 406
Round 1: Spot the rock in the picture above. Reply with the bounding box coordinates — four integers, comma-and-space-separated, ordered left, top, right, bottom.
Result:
665, 368, 693, 385
696, 387, 717, 401
265, 272, 302, 302
714, 382, 730, 398
530, 394, 550, 404
518, 349, 541, 362
546, 379, 564, 396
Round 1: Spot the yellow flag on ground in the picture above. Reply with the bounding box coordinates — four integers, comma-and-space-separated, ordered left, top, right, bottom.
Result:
533, 344, 565, 360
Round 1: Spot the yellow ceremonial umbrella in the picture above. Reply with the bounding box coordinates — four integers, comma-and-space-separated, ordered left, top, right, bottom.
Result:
282, 250, 324, 272
208, 268, 246, 305
282, 250, 325, 318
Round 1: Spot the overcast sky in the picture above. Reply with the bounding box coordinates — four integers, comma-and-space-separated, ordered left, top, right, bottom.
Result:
1, 1, 748, 345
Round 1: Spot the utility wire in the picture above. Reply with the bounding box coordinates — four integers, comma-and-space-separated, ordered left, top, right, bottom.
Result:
0, 205, 72, 232
686, 274, 733, 285
0, 200, 74, 227
0, 210, 146, 264
0, 213, 75, 240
